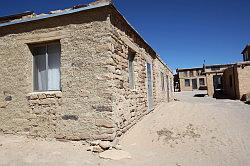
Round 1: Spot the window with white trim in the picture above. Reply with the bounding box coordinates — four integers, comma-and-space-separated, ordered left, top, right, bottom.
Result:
31, 42, 61, 91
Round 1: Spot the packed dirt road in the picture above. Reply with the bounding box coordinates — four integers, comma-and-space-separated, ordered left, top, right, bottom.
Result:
0, 91, 250, 166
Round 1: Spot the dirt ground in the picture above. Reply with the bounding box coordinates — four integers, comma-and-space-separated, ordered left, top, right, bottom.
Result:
1, 91, 250, 166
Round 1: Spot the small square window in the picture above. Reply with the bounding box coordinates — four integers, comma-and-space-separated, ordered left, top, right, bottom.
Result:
199, 78, 205, 86
185, 79, 190, 87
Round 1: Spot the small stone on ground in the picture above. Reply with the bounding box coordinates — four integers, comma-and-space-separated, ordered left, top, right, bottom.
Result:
99, 149, 132, 160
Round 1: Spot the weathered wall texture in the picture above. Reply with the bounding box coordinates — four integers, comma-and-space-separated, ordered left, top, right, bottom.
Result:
223, 62, 250, 99
223, 63, 250, 100
236, 64, 250, 99
205, 73, 216, 97
153, 58, 174, 105
0, 8, 116, 141
0, 6, 173, 141
108, 10, 173, 137
223, 67, 237, 99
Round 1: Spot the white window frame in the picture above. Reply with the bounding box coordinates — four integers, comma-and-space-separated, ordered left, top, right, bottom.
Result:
31, 41, 61, 92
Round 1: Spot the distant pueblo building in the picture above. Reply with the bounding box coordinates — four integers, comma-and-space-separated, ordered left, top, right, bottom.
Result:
176, 45, 250, 102
0, 0, 174, 143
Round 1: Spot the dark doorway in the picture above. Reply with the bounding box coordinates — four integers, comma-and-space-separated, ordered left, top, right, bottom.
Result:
213, 75, 223, 91
192, 79, 198, 90
213, 75, 225, 98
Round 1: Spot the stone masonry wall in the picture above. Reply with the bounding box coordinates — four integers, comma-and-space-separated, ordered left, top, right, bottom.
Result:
236, 64, 250, 100
0, 8, 117, 141
153, 58, 174, 105
109, 9, 173, 136
223, 63, 250, 100
223, 66, 237, 99
0, 6, 173, 142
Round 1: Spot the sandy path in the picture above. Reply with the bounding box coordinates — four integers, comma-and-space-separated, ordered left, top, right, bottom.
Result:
104, 91, 250, 166
0, 91, 250, 166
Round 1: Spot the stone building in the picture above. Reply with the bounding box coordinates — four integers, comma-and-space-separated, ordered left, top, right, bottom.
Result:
241, 45, 250, 62
176, 67, 207, 91
176, 63, 234, 98
223, 45, 250, 100
0, 0, 173, 142
204, 64, 234, 97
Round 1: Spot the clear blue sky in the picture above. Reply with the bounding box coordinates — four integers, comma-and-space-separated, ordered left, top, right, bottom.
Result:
1, 0, 249, 71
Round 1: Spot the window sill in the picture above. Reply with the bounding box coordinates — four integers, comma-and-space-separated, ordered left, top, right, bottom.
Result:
27, 91, 62, 100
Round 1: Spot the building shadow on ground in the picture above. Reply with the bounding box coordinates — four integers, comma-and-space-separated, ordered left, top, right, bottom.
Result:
193, 94, 207, 97
213, 90, 229, 99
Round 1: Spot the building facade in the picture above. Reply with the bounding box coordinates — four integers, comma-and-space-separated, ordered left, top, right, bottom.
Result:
0, 1, 173, 142
176, 67, 207, 91
204, 64, 234, 97
241, 45, 250, 62
223, 45, 250, 100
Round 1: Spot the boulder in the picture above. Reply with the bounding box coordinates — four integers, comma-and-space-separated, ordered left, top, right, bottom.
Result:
99, 141, 112, 150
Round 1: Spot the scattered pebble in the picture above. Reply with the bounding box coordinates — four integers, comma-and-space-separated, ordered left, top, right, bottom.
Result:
99, 149, 131, 160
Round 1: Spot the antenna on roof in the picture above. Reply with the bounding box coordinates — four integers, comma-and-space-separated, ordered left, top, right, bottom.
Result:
203, 60, 206, 71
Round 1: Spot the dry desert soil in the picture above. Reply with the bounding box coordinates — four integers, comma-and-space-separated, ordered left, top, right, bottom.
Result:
0, 91, 250, 166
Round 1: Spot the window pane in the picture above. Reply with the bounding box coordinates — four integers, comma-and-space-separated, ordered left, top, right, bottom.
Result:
33, 53, 47, 91
185, 79, 190, 87
48, 43, 61, 91
199, 78, 205, 86
128, 52, 135, 89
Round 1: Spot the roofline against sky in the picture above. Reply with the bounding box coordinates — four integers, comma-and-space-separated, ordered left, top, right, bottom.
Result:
0, 1, 173, 73
241, 44, 250, 54
0, 2, 110, 27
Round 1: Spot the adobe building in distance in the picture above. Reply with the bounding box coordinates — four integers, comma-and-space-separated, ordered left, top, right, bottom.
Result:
204, 64, 234, 97
176, 45, 250, 103
0, 0, 174, 145
176, 67, 207, 91
223, 45, 250, 101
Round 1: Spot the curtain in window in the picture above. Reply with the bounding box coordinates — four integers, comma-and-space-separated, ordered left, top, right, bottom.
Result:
33, 47, 47, 91
48, 43, 61, 91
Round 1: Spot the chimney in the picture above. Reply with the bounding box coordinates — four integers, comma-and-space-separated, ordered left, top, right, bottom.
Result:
89, 0, 112, 6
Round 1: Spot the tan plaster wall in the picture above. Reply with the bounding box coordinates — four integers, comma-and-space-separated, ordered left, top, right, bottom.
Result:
223, 67, 237, 99
206, 74, 215, 97
0, 9, 116, 141
236, 65, 250, 99
179, 76, 207, 91
0, 7, 173, 141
